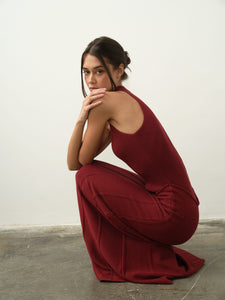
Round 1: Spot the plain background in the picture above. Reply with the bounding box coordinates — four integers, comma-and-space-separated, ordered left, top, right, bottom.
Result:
0, 0, 225, 226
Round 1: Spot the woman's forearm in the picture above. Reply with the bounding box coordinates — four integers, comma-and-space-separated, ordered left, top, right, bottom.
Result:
67, 120, 85, 170
67, 88, 106, 170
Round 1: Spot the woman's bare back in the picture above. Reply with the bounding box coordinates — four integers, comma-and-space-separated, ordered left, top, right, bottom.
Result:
107, 90, 144, 134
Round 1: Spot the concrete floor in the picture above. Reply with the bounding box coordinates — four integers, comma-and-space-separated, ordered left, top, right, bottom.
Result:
0, 220, 224, 300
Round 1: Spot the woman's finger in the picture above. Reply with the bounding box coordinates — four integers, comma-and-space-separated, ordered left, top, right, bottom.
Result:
91, 88, 107, 95
86, 93, 105, 104
87, 100, 103, 109
92, 93, 105, 99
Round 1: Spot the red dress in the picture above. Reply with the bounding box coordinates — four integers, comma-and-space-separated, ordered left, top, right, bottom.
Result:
75, 85, 205, 284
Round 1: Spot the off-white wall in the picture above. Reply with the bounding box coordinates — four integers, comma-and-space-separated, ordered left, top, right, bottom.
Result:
0, 0, 225, 226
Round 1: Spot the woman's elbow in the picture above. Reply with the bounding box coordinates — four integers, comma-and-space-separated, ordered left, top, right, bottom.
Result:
67, 161, 83, 171
67, 153, 92, 171
79, 159, 93, 167
79, 150, 94, 166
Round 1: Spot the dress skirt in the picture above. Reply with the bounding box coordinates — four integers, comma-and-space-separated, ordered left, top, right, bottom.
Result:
75, 160, 205, 284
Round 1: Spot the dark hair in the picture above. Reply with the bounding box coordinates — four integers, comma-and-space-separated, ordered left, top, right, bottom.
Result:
81, 36, 131, 97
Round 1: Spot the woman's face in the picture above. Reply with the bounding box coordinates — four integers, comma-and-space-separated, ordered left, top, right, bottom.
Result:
82, 54, 123, 92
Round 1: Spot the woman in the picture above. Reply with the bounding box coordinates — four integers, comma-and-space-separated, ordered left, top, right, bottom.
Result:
67, 36, 205, 284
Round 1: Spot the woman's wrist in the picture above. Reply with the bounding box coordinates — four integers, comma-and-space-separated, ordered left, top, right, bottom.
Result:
76, 118, 86, 126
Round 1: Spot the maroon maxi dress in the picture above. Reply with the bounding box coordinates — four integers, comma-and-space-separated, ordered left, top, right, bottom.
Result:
75, 85, 205, 284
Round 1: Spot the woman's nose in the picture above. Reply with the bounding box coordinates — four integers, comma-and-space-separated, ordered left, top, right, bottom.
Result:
88, 72, 96, 84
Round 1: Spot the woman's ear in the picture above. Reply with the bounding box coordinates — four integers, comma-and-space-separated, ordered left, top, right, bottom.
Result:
117, 63, 125, 78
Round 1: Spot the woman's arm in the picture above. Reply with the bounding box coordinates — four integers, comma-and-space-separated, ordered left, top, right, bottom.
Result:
67, 88, 106, 170
67, 120, 85, 170
79, 95, 112, 166
94, 121, 111, 157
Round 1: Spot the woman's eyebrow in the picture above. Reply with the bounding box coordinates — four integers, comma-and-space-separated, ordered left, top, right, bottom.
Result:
83, 65, 104, 70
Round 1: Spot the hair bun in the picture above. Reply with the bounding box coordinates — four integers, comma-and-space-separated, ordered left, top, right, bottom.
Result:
124, 51, 131, 67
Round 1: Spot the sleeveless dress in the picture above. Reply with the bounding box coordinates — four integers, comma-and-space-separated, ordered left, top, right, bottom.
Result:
75, 85, 205, 284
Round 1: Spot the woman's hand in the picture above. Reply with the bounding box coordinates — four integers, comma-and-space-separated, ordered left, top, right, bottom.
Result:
78, 88, 106, 122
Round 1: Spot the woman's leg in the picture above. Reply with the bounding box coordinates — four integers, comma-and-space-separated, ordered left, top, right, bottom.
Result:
76, 160, 198, 244
75, 160, 204, 283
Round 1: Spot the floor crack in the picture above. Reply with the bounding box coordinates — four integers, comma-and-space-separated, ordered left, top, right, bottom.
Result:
180, 253, 223, 300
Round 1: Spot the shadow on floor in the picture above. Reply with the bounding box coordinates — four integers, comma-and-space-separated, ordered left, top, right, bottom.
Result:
0, 219, 224, 300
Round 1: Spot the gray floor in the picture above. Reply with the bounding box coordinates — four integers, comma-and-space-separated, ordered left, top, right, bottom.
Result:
0, 220, 224, 300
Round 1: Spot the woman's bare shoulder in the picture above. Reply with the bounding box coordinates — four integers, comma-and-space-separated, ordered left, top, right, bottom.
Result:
87, 91, 123, 118
103, 90, 129, 106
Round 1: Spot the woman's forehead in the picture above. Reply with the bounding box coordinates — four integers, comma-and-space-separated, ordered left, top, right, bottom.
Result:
83, 54, 111, 69
83, 54, 102, 68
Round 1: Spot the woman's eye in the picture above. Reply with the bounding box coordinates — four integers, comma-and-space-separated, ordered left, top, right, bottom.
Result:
82, 69, 104, 75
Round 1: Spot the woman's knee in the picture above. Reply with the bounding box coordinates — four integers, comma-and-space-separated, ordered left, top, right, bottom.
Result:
76, 161, 101, 185
76, 164, 92, 182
